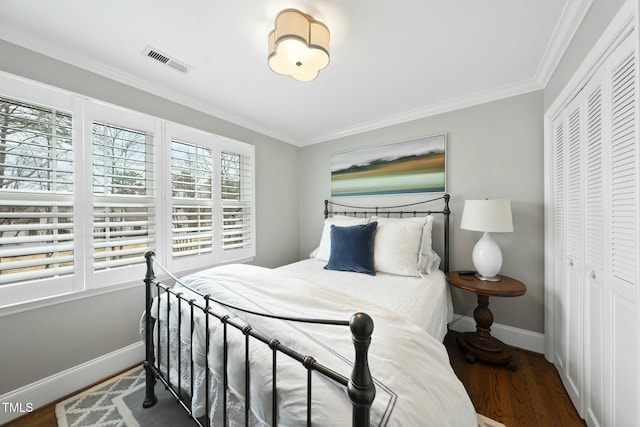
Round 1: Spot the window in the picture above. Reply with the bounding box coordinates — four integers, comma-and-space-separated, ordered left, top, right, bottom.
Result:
165, 125, 255, 272
217, 137, 254, 264
171, 139, 213, 258
221, 151, 252, 251
92, 121, 155, 271
0, 74, 255, 311
0, 96, 74, 286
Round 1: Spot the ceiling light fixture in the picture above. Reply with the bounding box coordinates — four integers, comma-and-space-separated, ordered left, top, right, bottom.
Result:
268, 9, 330, 82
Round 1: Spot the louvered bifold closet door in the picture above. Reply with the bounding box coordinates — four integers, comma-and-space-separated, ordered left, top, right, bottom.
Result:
551, 117, 568, 373
564, 98, 585, 411
605, 32, 638, 427
583, 73, 606, 427
546, 16, 639, 427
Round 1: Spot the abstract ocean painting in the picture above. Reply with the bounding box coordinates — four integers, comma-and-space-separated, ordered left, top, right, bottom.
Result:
331, 134, 446, 197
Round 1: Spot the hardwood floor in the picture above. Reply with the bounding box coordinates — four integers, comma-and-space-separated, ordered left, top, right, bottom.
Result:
4, 333, 585, 427
445, 330, 586, 427
2, 405, 56, 427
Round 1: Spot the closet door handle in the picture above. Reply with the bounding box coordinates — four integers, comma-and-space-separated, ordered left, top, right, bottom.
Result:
587, 270, 596, 279
568, 258, 574, 267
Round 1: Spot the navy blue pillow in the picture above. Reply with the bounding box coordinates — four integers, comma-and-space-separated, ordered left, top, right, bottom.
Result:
325, 222, 378, 275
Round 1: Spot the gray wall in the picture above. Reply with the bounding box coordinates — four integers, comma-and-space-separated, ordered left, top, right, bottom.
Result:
0, 287, 143, 393
299, 91, 546, 333
0, 40, 300, 394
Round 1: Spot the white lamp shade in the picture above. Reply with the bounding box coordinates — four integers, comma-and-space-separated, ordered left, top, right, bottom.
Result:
460, 199, 513, 233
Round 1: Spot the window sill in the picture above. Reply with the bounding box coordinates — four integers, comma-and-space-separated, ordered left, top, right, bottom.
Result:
0, 256, 256, 318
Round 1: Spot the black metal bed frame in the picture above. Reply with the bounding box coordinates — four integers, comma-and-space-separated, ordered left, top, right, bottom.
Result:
325, 194, 450, 273
142, 194, 450, 426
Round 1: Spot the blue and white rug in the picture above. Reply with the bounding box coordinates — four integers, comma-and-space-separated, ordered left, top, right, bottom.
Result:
55, 366, 194, 427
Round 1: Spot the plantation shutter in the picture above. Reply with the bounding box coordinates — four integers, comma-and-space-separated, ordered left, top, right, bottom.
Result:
221, 152, 252, 250
92, 121, 155, 270
0, 96, 74, 285
171, 140, 214, 257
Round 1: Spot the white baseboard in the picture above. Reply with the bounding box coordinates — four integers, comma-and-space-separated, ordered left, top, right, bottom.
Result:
449, 315, 545, 354
0, 340, 144, 425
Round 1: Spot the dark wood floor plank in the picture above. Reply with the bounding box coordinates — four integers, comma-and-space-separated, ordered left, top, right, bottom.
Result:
445, 330, 586, 427
2, 403, 56, 427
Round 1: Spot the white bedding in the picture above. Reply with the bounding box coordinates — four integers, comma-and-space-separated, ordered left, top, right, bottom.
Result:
276, 258, 453, 341
151, 264, 476, 427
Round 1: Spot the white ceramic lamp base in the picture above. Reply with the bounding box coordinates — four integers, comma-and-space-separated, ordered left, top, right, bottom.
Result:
472, 232, 502, 281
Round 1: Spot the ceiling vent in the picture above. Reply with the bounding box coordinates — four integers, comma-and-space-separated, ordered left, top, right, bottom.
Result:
142, 45, 192, 74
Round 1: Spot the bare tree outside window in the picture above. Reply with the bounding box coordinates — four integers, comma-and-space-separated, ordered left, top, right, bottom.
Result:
221, 152, 251, 250
92, 122, 154, 270
0, 96, 74, 284
171, 140, 213, 257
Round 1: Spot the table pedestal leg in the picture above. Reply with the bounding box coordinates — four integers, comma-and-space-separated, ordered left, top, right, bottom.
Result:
456, 294, 517, 370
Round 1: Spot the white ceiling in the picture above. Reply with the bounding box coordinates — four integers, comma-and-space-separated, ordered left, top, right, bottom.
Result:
0, 0, 587, 146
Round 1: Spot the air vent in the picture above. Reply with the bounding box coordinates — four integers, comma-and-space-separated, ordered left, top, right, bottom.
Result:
141, 45, 192, 74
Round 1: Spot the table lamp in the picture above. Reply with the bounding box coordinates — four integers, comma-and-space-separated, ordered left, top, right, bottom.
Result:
460, 199, 513, 281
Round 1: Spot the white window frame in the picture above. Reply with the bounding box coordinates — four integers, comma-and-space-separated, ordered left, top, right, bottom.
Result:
216, 135, 255, 264
163, 123, 255, 273
0, 75, 81, 308
85, 101, 161, 290
163, 123, 215, 273
0, 72, 256, 314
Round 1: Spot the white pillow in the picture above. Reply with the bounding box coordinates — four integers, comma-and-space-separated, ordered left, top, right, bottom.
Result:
372, 215, 441, 275
373, 218, 424, 276
418, 216, 441, 274
313, 216, 370, 261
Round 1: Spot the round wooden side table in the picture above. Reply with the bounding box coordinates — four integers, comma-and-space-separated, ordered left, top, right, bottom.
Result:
446, 271, 527, 371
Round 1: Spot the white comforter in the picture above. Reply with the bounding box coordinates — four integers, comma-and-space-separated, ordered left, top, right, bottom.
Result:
276, 258, 453, 341
153, 264, 476, 427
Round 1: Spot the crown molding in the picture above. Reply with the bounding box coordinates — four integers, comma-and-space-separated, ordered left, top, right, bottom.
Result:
535, 0, 594, 87
298, 78, 543, 146
295, 0, 593, 147
0, 23, 296, 145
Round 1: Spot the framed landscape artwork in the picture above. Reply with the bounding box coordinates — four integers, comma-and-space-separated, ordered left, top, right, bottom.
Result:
331, 134, 446, 197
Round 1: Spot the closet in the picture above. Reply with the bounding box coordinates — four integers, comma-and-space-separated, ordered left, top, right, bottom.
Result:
544, 10, 638, 427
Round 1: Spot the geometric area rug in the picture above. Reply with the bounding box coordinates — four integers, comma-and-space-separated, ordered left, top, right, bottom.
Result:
477, 413, 506, 427
55, 366, 195, 427
55, 365, 505, 427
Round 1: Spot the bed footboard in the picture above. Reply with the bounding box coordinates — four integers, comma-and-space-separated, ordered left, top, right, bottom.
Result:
143, 252, 158, 409
142, 251, 376, 426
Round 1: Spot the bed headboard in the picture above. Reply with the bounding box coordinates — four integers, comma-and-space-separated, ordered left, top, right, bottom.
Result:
323, 194, 451, 273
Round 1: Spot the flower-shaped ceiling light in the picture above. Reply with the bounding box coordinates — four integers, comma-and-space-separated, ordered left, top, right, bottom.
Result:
268, 9, 330, 82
